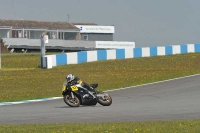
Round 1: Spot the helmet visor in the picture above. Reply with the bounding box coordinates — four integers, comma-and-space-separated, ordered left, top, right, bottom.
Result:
67, 77, 71, 82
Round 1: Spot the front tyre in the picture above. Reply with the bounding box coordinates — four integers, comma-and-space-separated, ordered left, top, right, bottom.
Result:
63, 94, 80, 107
97, 93, 112, 106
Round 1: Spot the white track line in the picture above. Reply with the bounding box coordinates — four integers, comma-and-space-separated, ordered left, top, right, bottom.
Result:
105, 73, 200, 92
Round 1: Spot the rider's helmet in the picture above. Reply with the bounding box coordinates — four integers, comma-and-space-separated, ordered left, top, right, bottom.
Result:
66, 74, 75, 83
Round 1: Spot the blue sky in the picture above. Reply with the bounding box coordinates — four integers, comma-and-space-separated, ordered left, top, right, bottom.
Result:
0, 0, 199, 47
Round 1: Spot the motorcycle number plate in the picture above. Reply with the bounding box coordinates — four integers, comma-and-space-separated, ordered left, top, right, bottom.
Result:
71, 86, 78, 91
62, 86, 66, 91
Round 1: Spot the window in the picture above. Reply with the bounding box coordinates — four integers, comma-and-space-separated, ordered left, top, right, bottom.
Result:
12, 30, 30, 38
83, 35, 88, 40
64, 32, 77, 40
24, 31, 30, 38
58, 32, 64, 39
12, 30, 19, 38
51, 32, 56, 39
18, 31, 22, 38
48, 32, 56, 39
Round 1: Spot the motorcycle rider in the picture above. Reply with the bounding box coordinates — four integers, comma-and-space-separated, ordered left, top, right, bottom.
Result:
66, 74, 95, 98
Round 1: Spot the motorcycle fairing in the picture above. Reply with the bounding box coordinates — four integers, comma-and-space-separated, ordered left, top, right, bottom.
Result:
72, 85, 97, 105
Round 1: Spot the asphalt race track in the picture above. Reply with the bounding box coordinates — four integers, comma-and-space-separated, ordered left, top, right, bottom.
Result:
0, 74, 200, 124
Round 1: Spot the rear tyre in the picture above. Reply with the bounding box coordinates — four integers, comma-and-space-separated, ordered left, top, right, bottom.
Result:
63, 94, 80, 107
97, 93, 112, 106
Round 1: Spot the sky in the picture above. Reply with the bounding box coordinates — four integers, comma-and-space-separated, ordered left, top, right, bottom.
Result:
0, 0, 200, 47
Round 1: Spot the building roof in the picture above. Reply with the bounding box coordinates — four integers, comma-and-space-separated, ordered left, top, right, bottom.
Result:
0, 19, 80, 30
71, 22, 97, 25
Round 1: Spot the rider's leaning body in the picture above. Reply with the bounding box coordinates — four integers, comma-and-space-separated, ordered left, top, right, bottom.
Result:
66, 74, 95, 98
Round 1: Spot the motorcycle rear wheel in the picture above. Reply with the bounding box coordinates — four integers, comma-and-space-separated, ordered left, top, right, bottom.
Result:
97, 93, 112, 106
64, 94, 80, 107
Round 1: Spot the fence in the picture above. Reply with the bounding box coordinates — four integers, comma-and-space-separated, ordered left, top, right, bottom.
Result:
44, 44, 200, 69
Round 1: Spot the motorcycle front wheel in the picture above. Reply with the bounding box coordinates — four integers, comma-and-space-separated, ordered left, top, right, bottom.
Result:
97, 92, 112, 106
63, 94, 80, 107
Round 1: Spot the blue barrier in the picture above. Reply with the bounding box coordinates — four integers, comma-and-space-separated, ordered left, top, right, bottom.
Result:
165, 46, 172, 55
116, 49, 125, 59
195, 44, 200, 52
181, 45, 187, 54
134, 48, 142, 58
150, 46, 157, 56
56, 54, 67, 66
78, 51, 87, 64
97, 50, 107, 60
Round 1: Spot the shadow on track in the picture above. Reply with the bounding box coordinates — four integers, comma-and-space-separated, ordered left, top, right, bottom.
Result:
55, 105, 104, 108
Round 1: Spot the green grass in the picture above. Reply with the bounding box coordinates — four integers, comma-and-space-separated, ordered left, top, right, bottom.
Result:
0, 120, 200, 133
0, 53, 200, 102
1, 52, 200, 132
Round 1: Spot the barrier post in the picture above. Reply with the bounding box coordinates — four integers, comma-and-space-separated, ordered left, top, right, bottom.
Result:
40, 32, 48, 68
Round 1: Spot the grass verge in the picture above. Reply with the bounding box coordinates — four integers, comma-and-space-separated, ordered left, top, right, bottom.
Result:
0, 53, 200, 102
0, 120, 200, 133
0, 53, 200, 132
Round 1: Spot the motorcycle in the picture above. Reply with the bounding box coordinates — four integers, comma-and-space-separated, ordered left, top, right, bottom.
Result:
62, 82, 112, 107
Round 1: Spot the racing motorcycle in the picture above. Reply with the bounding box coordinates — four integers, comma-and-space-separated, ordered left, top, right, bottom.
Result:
62, 82, 112, 107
